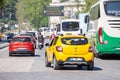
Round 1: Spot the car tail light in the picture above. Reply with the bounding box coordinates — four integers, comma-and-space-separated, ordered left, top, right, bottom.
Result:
98, 27, 104, 44
88, 46, 93, 52
56, 46, 63, 52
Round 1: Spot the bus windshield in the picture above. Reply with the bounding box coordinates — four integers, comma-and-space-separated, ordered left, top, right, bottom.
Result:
104, 1, 120, 17
62, 22, 79, 31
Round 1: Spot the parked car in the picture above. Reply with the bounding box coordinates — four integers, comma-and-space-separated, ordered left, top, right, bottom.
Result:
9, 35, 35, 56
45, 35, 94, 70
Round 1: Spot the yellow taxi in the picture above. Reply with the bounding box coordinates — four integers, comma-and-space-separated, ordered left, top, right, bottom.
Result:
45, 35, 94, 70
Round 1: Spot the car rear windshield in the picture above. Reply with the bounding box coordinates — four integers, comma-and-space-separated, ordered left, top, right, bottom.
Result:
61, 37, 88, 45
12, 37, 31, 42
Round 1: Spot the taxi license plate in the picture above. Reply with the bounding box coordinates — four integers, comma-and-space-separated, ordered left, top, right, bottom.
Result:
70, 58, 83, 62
18, 48, 26, 50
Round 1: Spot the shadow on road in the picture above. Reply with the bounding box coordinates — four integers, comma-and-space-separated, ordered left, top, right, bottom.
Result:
99, 54, 120, 60
9, 54, 41, 57
57, 65, 103, 71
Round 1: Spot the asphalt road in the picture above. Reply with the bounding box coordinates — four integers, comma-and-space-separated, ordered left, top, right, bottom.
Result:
0, 41, 120, 80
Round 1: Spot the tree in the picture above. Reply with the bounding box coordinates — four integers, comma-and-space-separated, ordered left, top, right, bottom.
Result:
0, 0, 9, 18
82, 0, 98, 13
16, 0, 51, 30
0, 0, 6, 9
60, 0, 69, 3
0, 0, 18, 24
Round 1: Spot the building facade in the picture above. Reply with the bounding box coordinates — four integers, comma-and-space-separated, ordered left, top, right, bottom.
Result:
49, 0, 86, 28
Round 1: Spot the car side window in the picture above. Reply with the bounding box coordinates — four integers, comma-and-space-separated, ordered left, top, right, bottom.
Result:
53, 37, 59, 45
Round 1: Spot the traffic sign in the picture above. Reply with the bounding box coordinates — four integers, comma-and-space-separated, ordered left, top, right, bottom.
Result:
44, 6, 64, 16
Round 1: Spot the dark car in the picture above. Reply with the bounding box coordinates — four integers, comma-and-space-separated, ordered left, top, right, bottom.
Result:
26, 31, 37, 39
6, 33, 14, 42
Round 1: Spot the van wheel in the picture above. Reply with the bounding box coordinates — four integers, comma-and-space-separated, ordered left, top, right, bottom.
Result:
53, 57, 60, 70
45, 55, 51, 67
87, 61, 94, 70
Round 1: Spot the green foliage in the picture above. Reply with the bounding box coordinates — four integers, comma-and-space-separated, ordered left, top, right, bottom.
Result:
16, 0, 51, 29
0, 0, 6, 9
0, 0, 18, 23
82, 0, 98, 13
60, 0, 69, 3
8, 20, 16, 25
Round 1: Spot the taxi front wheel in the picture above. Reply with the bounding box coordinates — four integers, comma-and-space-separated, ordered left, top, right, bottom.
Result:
87, 61, 94, 70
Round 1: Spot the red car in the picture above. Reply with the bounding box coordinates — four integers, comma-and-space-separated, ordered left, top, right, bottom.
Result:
9, 35, 35, 56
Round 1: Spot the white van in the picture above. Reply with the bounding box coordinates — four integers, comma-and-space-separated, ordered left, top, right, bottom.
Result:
38, 27, 48, 38
55, 19, 81, 36
49, 26, 57, 36
79, 13, 89, 35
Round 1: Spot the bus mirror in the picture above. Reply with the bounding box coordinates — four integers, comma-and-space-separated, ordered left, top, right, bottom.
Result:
85, 15, 89, 23
80, 29, 83, 34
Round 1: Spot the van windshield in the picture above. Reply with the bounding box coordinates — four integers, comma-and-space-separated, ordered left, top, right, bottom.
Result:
104, 1, 120, 17
62, 22, 79, 31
